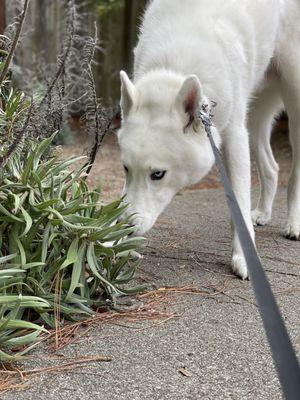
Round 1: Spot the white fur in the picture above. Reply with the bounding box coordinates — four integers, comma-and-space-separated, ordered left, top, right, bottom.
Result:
117, 0, 300, 279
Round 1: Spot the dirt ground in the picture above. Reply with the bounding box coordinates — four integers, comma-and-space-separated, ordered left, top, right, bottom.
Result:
62, 118, 291, 202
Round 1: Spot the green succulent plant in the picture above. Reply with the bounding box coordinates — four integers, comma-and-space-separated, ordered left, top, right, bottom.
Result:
0, 1, 145, 360
0, 133, 145, 362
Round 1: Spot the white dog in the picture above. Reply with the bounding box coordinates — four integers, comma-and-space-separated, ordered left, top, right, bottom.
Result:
115, 0, 300, 279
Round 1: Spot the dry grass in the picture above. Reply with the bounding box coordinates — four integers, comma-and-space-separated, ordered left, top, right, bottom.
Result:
0, 355, 112, 393
0, 286, 179, 393
0, 282, 236, 393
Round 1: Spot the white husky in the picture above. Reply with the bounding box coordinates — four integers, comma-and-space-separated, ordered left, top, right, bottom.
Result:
115, 0, 300, 279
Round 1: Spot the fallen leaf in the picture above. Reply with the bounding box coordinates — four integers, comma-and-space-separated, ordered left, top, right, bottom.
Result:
179, 367, 192, 377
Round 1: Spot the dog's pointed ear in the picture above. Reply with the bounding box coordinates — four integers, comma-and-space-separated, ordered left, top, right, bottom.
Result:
120, 70, 136, 119
175, 75, 203, 130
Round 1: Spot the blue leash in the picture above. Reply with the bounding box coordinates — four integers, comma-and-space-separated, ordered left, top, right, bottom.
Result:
200, 104, 300, 400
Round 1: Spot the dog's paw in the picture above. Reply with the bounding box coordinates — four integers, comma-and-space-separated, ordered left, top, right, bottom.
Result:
251, 209, 271, 226
284, 221, 300, 240
232, 255, 249, 280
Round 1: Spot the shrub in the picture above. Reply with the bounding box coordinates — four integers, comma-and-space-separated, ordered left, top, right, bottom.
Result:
0, 134, 144, 361
0, 1, 145, 362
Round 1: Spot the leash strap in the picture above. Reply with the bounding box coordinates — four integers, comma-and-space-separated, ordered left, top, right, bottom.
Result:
199, 105, 300, 400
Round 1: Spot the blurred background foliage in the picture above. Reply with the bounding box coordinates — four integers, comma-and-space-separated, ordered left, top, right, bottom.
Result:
3, 0, 148, 105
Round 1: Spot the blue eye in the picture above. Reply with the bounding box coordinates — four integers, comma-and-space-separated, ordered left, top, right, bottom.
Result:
150, 170, 167, 181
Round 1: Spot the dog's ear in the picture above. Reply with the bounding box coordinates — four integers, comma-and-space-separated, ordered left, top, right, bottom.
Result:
175, 75, 203, 131
120, 71, 136, 119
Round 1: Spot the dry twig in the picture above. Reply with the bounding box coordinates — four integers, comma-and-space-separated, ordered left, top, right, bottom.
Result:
0, 0, 30, 87
39, 0, 75, 108
0, 355, 111, 394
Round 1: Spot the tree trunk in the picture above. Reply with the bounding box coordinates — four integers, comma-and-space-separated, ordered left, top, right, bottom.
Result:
122, 0, 137, 74
0, 0, 6, 34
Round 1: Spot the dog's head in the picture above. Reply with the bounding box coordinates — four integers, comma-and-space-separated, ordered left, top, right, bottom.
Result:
115, 70, 219, 235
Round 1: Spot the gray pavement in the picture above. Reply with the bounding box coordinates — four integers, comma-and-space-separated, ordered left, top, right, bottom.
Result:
2, 188, 300, 400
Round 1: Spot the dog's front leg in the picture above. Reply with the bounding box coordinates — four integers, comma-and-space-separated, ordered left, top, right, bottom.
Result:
222, 124, 255, 279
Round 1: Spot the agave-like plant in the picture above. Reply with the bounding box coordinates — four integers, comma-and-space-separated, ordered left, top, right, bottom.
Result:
0, 1, 146, 363
0, 133, 145, 361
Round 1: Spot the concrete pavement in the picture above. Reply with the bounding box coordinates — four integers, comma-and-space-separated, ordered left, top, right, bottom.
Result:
3, 188, 300, 400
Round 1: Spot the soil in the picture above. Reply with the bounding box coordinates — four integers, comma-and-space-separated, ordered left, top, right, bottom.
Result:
62, 117, 292, 202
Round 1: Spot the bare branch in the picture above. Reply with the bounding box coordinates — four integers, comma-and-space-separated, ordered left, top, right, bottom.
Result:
0, 96, 33, 169
0, 0, 30, 87
39, 0, 76, 108
81, 23, 111, 177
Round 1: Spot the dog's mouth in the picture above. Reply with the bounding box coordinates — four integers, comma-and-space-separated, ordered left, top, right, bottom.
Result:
117, 211, 155, 237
